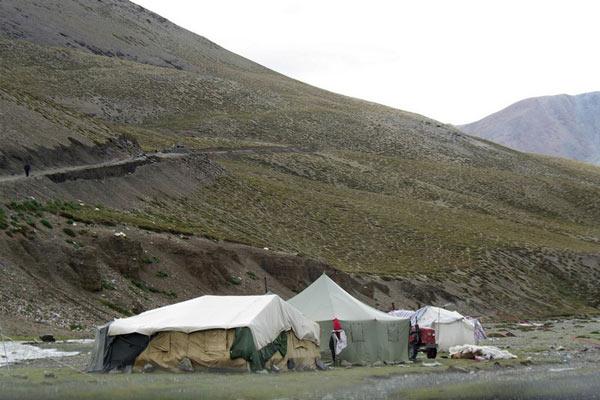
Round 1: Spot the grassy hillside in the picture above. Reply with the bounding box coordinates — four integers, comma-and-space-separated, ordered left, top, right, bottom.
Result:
0, 0, 599, 320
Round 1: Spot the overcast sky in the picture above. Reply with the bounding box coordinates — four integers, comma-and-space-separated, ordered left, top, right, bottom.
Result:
132, 0, 600, 124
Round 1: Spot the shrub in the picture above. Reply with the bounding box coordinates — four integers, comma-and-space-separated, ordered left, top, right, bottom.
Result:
65, 239, 80, 248
40, 219, 53, 229
0, 208, 7, 230
101, 280, 116, 290
246, 271, 258, 280
228, 276, 242, 285
69, 323, 84, 331
131, 279, 151, 292
63, 227, 76, 237
155, 270, 169, 278
6, 200, 44, 214
99, 299, 132, 316
143, 256, 160, 264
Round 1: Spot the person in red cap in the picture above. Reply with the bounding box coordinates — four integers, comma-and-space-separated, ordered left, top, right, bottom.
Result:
328, 318, 347, 366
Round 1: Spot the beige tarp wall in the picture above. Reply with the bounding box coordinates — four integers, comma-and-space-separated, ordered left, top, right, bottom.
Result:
134, 329, 319, 372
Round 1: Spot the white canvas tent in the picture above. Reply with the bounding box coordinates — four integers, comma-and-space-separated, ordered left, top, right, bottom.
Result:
89, 294, 320, 373
288, 274, 409, 364
412, 306, 482, 351
109, 294, 319, 349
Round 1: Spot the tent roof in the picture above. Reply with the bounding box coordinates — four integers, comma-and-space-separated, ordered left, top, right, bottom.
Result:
107, 294, 319, 349
288, 274, 401, 322
414, 306, 470, 325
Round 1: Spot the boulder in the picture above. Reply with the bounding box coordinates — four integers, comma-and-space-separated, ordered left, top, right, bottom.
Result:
39, 335, 55, 343
315, 359, 328, 371
177, 357, 194, 372
142, 363, 155, 373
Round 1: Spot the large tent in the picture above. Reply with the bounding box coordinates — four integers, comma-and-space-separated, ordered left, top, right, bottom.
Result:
288, 274, 409, 364
410, 306, 485, 351
88, 294, 321, 373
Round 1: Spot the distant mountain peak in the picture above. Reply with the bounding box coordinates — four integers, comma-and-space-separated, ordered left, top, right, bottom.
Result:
460, 91, 600, 164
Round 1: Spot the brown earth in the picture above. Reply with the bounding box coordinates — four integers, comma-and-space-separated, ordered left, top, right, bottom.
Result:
0, 215, 402, 337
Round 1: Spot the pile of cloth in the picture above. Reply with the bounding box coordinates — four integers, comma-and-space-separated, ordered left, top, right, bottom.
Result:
449, 344, 517, 361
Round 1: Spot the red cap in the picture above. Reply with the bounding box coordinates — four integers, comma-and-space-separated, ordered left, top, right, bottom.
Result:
333, 318, 342, 331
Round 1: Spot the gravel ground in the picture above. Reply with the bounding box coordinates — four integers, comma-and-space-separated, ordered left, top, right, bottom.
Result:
0, 318, 599, 399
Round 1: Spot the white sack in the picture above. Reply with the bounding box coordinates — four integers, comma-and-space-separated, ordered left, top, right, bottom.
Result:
449, 344, 517, 360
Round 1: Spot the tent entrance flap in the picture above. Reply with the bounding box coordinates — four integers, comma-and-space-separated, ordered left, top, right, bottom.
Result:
104, 333, 149, 371
230, 327, 288, 371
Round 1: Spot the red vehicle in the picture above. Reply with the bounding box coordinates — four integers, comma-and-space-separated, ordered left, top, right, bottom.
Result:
409, 324, 438, 359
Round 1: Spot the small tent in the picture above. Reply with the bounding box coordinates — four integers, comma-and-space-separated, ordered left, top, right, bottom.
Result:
88, 294, 320, 373
288, 274, 409, 364
411, 306, 485, 351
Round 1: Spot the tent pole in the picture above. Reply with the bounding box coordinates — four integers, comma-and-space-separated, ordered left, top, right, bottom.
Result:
264, 277, 268, 294
0, 320, 10, 371
437, 307, 441, 350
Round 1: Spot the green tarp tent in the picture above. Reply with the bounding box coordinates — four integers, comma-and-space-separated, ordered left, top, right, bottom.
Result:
288, 274, 409, 364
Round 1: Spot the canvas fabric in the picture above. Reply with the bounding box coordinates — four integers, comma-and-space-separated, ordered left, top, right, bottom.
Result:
289, 274, 409, 364
317, 319, 409, 364
289, 274, 400, 322
87, 324, 110, 373
109, 294, 320, 349
388, 309, 416, 319
133, 329, 318, 372
265, 331, 320, 371
413, 306, 478, 351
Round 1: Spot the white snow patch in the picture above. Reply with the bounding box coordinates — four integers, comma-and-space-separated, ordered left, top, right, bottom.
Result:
62, 339, 94, 344
549, 367, 577, 372
0, 341, 79, 367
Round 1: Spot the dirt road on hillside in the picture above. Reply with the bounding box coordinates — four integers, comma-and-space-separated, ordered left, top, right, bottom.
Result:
0, 146, 305, 185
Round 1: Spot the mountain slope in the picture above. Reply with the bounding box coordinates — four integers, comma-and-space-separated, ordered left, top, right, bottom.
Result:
460, 92, 600, 164
0, 0, 599, 331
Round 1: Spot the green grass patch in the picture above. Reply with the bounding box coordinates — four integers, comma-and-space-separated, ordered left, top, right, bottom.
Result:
0, 207, 8, 229
228, 276, 242, 285
131, 279, 177, 298
99, 299, 132, 316
101, 279, 116, 290
62, 227, 76, 237
143, 256, 160, 264
69, 323, 84, 331
246, 271, 258, 280
6, 199, 45, 214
